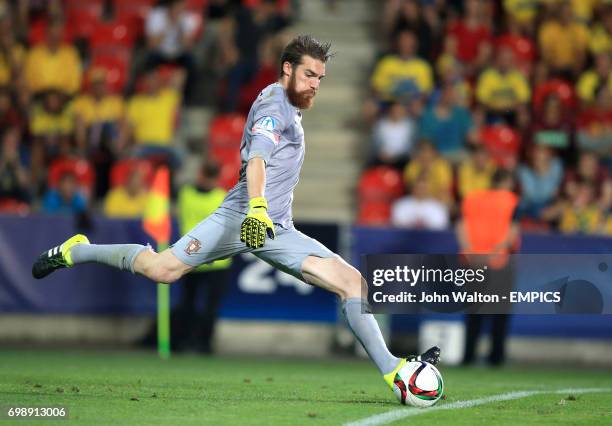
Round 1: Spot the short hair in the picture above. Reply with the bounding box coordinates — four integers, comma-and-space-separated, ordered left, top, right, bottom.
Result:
492, 169, 513, 187
200, 160, 220, 179
279, 35, 333, 76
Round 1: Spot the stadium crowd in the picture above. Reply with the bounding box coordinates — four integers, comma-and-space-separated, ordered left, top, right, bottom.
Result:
1, 0, 612, 238
359, 0, 612, 236
0, 0, 290, 217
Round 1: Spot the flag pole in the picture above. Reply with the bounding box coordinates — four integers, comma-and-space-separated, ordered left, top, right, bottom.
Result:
142, 166, 172, 360
157, 241, 170, 359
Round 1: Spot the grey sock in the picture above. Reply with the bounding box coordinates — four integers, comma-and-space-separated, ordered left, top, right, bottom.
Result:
342, 297, 401, 375
70, 244, 149, 274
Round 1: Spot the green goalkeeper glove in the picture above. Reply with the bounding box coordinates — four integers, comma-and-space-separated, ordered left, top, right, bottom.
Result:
240, 197, 276, 249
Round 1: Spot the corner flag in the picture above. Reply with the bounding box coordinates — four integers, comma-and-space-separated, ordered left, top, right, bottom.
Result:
142, 165, 172, 359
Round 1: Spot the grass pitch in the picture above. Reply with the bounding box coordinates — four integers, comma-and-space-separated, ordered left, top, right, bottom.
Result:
0, 349, 611, 425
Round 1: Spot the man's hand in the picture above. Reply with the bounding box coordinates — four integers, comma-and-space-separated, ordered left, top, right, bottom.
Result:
240, 197, 275, 249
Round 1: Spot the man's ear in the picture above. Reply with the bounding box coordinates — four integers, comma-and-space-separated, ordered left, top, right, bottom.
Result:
282, 61, 292, 77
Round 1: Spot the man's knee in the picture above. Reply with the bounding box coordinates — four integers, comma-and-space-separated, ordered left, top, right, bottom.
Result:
147, 265, 184, 283
141, 250, 190, 283
333, 262, 364, 299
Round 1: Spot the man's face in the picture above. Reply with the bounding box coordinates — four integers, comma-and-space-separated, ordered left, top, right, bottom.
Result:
285, 55, 325, 110
59, 175, 77, 200
397, 31, 416, 57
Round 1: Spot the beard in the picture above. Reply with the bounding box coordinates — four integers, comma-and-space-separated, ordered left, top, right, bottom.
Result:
286, 73, 316, 110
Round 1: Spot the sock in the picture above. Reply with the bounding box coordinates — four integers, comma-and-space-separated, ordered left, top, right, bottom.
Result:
342, 297, 401, 375
70, 244, 149, 274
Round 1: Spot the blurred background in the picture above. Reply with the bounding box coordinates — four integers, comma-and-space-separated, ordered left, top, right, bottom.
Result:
0, 0, 611, 367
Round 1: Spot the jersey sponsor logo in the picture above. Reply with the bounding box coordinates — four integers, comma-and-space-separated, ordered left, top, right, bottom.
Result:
184, 238, 202, 255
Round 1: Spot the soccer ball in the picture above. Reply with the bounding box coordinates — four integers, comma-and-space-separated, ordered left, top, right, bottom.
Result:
392, 361, 444, 407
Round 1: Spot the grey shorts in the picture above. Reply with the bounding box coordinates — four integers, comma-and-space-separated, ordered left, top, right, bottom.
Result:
171, 207, 337, 281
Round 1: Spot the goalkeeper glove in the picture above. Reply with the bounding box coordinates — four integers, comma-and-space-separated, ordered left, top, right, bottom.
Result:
240, 196, 275, 249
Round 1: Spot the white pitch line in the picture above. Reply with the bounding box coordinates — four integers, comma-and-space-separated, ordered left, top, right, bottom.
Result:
345, 387, 612, 426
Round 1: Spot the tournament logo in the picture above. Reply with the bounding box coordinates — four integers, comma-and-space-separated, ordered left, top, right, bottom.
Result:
184, 238, 202, 255
259, 116, 276, 130
252, 116, 280, 144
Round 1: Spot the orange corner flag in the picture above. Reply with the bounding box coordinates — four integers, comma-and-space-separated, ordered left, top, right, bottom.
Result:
143, 166, 171, 245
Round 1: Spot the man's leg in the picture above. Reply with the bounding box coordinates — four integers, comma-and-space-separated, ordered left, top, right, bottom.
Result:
32, 234, 192, 283
462, 314, 482, 365
301, 256, 439, 383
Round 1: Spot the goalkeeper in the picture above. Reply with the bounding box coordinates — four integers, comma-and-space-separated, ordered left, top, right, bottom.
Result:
32, 35, 439, 393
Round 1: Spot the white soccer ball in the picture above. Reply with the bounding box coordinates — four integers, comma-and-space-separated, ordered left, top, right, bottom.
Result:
392, 361, 444, 407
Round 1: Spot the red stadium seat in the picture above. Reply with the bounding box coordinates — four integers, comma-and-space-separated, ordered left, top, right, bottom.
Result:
238, 65, 278, 114
48, 158, 95, 196
92, 55, 130, 93
496, 34, 536, 64
89, 20, 134, 51
0, 199, 30, 215
533, 79, 576, 112
185, 0, 208, 13
479, 125, 521, 167
110, 159, 154, 188
66, 3, 103, 39
357, 200, 392, 226
218, 157, 242, 190
358, 166, 404, 202
208, 114, 246, 149
113, 0, 154, 39
29, 18, 73, 45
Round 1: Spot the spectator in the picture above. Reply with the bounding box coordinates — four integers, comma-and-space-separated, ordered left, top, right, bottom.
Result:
0, 127, 30, 205
73, 68, 125, 141
383, 0, 442, 61
434, 47, 471, 107
104, 165, 150, 218
517, 144, 563, 218
403, 140, 453, 208
563, 151, 612, 212
24, 19, 82, 95
0, 86, 23, 131
503, 0, 538, 34
446, 0, 492, 75
576, 52, 612, 105
42, 171, 87, 214
29, 89, 79, 189
14, 0, 62, 40
530, 94, 573, 151
371, 101, 416, 168
220, 0, 288, 111
0, 15, 26, 88
589, 5, 612, 55
145, 0, 199, 103
122, 69, 183, 167
419, 81, 476, 161
172, 160, 231, 353
456, 169, 519, 366
391, 171, 449, 230
476, 46, 530, 127
73, 68, 126, 198
371, 29, 433, 102
458, 144, 496, 198
538, 1, 589, 78
541, 178, 603, 234
576, 86, 612, 161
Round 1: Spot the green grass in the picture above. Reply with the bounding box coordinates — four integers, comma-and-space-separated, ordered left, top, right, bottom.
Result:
0, 349, 611, 425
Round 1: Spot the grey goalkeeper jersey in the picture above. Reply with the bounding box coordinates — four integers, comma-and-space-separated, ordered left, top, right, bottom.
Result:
220, 82, 305, 229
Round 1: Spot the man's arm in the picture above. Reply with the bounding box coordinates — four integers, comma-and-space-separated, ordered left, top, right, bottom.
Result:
246, 157, 266, 199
